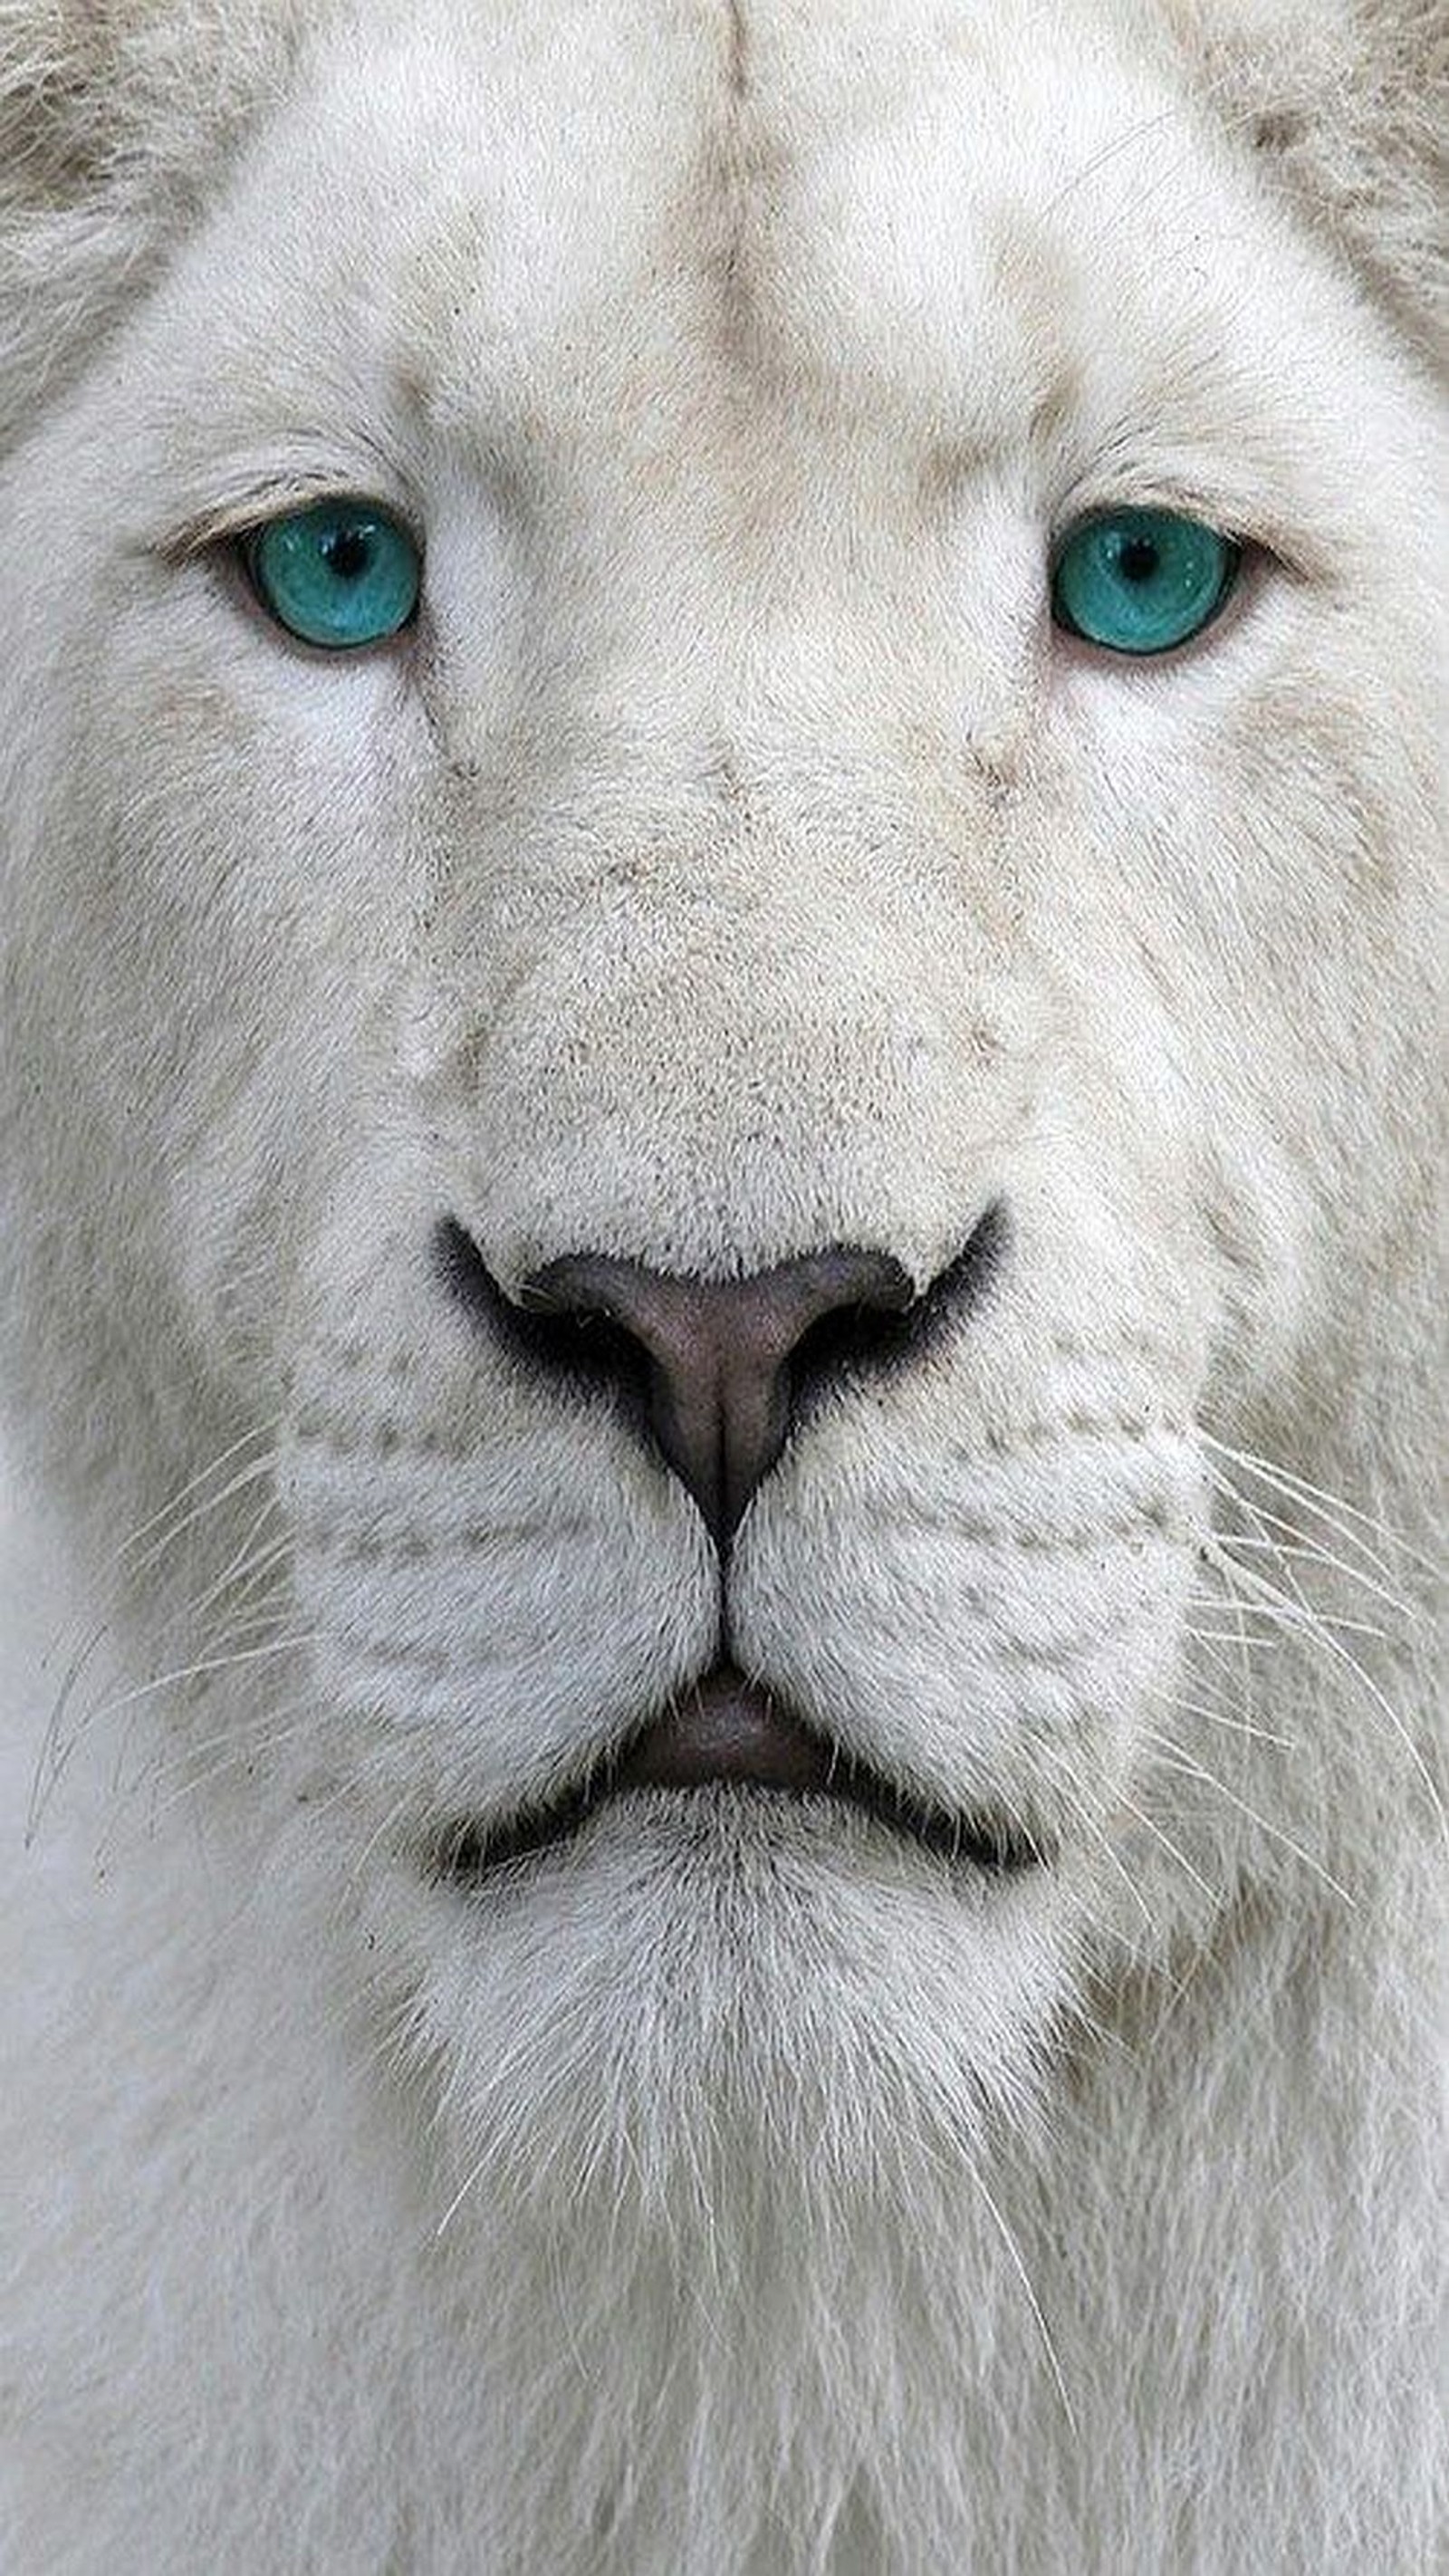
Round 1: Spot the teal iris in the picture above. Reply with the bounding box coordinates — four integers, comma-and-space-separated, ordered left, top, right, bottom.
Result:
245, 501, 420, 649
1051, 509, 1238, 656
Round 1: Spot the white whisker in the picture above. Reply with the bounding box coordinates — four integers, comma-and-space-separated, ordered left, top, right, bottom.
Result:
1186, 1585, 1387, 1643
152, 1501, 289, 1643
1200, 1543, 1446, 1841
1109, 1791, 1217, 1907
1146, 1681, 1296, 1750
117, 1419, 284, 1568
1208, 1532, 1415, 1621
963, 2158, 1077, 2437
1032, 1738, 1160, 1936
81, 1634, 313, 1730
1145, 1736, 1358, 1910
1200, 1433, 1439, 1579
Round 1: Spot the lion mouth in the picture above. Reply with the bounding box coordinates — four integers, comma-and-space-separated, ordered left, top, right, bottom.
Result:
432, 1665, 1048, 1883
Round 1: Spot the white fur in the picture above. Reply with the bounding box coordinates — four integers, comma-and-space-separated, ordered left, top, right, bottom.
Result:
1, 2, 1444, 2568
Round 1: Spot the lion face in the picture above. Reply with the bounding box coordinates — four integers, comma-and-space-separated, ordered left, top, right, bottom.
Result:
2, 0, 1442, 2203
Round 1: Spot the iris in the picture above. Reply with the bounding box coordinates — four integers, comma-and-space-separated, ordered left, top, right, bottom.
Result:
244, 500, 420, 649
1051, 507, 1238, 656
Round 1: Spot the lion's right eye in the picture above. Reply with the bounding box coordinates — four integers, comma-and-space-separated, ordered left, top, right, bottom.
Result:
240, 499, 421, 649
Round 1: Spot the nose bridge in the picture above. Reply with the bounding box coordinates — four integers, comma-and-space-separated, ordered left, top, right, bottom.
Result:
414, 607, 1034, 1299
422, 803, 1028, 1301
475, 392, 931, 819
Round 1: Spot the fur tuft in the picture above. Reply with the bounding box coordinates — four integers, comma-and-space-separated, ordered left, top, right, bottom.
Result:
0, 0, 315, 446
1166, 0, 1448, 363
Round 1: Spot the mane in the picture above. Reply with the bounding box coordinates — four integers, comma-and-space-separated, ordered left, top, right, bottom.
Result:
1162, 0, 1447, 370
0, 0, 320, 448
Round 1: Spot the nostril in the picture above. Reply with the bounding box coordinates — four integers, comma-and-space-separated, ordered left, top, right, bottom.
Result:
787, 1199, 1008, 1426
434, 1216, 654, 1417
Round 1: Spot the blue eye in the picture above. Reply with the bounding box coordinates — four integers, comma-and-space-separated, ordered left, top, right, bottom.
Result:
1051, 508, 1239, 656
243, 500, 420, 649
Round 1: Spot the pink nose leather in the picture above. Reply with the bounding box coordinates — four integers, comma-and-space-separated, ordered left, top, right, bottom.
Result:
518, 1245, 913, 1543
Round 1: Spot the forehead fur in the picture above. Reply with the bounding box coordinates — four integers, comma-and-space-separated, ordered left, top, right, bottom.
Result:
0, 0, 1443, 464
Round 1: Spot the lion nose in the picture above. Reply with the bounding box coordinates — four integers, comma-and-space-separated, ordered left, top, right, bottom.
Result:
436, 1209, 1007, 1549
515, 1246, 915, 1545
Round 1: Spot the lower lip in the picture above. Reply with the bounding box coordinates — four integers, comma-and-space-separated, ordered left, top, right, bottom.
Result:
431, 1776, 1045, 1888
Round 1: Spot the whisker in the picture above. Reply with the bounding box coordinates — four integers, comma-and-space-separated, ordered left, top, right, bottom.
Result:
436, 2136, 495, 2242
128, 1706, 327, 1827
1032, 1739, 1160, 1936
1186, 1590, 1387, 1643
1145, 1738, 1358, 1909
1200, 1545, 1446, 1841
963, 2156, 1077, 2436
1200, 1433, 1438, 1579
115, 1418, 284, 1565
1109, 1791, 1217, 1907
196, 1602, 299, 1650
1202, 1456, 1411, 1606
80, 1633, 313, 1731
26, 1617, 118, 1844
1183, 1624, 1291, 1652
342, 1789, 422, 1896
147, 1695, 321, 1775
29, 1427, 293, 1841
128, 1454, 283, 1583
151, 1503, 289, 1645
1145, 1680, 1297, 1750
1209, 1533, 1417, 1621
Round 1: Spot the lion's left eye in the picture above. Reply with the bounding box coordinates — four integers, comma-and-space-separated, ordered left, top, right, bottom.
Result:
240, 499, 421, 649
1051, 508, 1239, 656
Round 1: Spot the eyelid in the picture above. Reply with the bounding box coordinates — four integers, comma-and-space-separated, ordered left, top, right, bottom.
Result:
1050, 500, 1240, 560
154, 482, 424, 568
1050, 487, 1317, 583
235, 497, 424, 568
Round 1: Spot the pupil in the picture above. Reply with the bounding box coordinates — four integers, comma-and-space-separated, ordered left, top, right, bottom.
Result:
1116, 535, 1159, 585
321, 527, 371, 582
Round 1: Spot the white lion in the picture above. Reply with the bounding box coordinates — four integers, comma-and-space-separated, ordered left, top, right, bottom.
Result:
0, 2, 1443, 2568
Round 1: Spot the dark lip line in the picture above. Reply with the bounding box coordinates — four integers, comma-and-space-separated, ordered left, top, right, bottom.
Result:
433, 1754, 1051, 1887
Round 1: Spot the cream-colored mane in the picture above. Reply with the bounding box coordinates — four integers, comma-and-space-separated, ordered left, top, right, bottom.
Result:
1, 4, 1443, 2569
